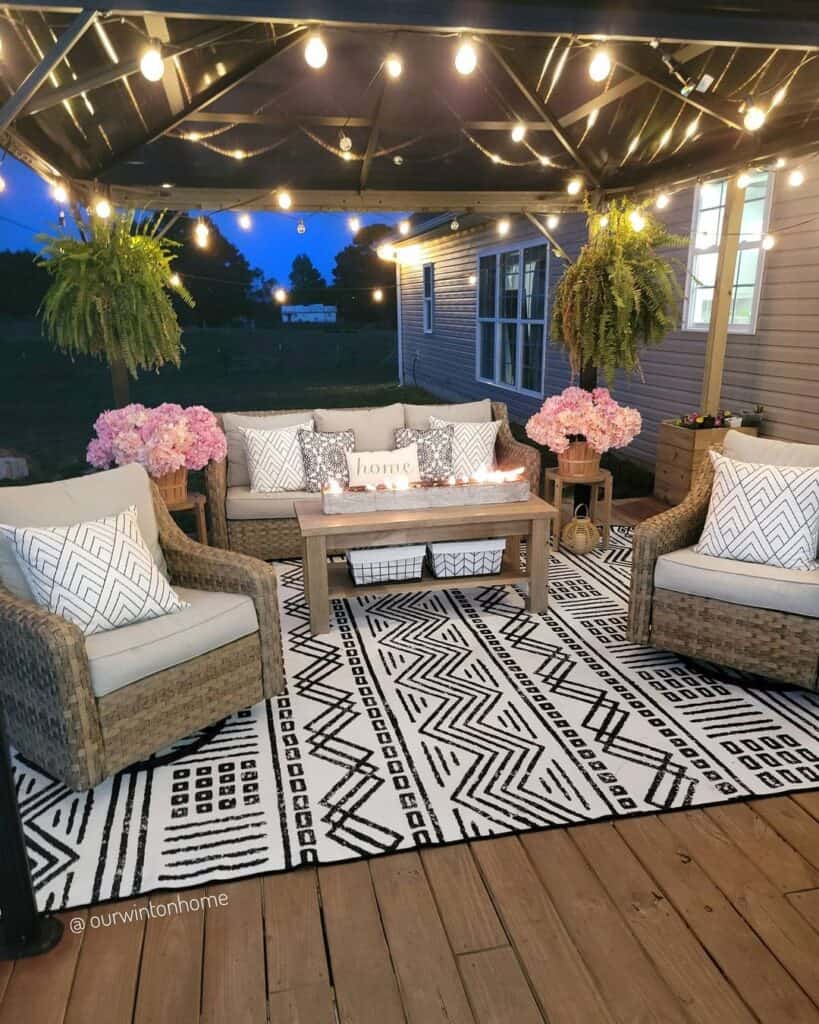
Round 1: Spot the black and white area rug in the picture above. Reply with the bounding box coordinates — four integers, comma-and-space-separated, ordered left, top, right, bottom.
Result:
16, 527, 819, 911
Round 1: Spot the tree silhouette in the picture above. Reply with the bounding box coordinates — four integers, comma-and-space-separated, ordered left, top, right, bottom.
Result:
289, 254, 328, 305
331, 222, 395, 323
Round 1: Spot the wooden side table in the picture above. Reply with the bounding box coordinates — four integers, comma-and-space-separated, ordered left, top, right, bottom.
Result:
166, 492, 208, 545
543, 469, 613, 552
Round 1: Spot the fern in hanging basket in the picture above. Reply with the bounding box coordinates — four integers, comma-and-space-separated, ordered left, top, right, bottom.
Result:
551, 199, 687, 384
37, 210, 193, 378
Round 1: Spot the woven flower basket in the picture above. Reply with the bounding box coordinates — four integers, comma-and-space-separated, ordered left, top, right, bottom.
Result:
557, 440, 601, 480
152, 467, 188, 505
560, 504, 600, 555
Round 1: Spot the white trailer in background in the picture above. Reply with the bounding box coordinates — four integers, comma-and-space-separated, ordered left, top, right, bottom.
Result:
281, 304, 337, 324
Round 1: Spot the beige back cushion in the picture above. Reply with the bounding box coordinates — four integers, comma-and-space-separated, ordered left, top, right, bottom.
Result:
314, 403, 406, 451
0, 464, 163, 602
723, 430, 819, 467
404, 399, 493, 429
222, 411, 312, 487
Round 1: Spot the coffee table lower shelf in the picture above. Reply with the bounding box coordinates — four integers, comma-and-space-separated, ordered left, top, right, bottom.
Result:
327, 561, 527, 599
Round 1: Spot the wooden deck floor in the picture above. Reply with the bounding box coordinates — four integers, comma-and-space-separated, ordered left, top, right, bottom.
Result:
5, 497, 819, 1024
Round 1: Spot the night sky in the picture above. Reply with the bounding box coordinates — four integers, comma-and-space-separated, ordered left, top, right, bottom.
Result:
0, 153, 405, 284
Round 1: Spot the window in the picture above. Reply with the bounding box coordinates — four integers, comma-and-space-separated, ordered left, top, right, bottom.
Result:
477, 242, 548, 393
685, 172, 772, 332
422, 263, 434, 333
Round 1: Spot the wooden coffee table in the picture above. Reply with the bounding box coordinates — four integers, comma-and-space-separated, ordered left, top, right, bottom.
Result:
295, 496, 556, 635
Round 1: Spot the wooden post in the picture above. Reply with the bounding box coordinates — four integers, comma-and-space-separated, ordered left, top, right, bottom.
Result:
700, 177, 743, 415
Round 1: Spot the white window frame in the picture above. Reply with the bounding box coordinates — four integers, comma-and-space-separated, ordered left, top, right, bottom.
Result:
683, 172, 774, 335
422, 262, 434, 334
474, 237, 550, 396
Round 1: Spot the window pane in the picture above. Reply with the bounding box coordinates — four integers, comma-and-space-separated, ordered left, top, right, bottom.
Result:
479, 322, 495, 379
744, 173, 768, 203
698, 180, 725, 210
500, 251, 520, 319
423, 264, 433, 298
690, 284, 713, 325
521, 323, 543, 392
735, 248, 759, 287
692, 251, 718, 288
740, 198, 765, 243
731, 286, 754, 325
695, 206, 722, 250
478, 255, 496, 318
522, 245, 547, 320
500, 323, 517, 385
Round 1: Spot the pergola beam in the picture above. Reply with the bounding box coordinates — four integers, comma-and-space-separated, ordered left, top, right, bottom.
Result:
523, 211, 571, 262
360, 76, 388, 191
182, 111, 601, 132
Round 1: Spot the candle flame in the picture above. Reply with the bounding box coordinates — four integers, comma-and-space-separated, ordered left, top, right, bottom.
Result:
325, 478, 343, 494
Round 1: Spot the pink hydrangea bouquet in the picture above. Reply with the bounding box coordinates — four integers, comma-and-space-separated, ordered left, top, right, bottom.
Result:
526, 387, 641, 454
87, 403, 227, 478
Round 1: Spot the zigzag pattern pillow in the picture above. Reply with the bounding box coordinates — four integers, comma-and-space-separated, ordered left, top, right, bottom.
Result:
1, 506, 188, 635
696, 451, 819, 570
240, 422, 313, 492
429, 416, 500, 477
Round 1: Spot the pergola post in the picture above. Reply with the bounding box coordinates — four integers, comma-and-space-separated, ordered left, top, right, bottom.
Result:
700, 177, 743, 415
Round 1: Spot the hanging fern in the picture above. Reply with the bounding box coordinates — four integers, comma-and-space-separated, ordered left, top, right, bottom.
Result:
37, 210, 194, 378
551, 199, 687, 385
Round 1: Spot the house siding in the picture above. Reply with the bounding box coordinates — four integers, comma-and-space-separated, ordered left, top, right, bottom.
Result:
398, 157, 819, 467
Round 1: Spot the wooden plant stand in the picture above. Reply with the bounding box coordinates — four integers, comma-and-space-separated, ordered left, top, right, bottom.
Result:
654, 421, 758, 506
165, 492, 208, 545
543, 468, 612, 552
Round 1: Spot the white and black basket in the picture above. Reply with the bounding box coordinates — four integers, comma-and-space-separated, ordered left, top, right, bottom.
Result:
427, 538, 506, 579
346, 544, 426, 586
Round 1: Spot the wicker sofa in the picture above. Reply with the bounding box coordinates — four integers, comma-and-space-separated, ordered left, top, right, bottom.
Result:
206, 399, 541, 560
628, 431, 819, 689
0, 464, 285, 790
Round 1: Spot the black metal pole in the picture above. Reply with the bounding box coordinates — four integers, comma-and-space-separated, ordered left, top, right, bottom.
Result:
0, 708, 63, 959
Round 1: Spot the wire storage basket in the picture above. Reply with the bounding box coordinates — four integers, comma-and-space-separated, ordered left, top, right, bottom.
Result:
347, 544, 426, 585
427, 538, 506, 578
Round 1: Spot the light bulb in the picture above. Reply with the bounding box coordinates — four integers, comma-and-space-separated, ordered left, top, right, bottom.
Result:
775, 157, 786, 169
450, 218, 459, 231
468, 274, 477, 286
297, 219, 306, 235
497, 218, 510, 236
567, 177, 583, 196
539, 155, 551, 167
788, 168, 805, 187
339, 132, 352, 152
629, 209, 646, 231
273, 287, 287, 303
277, 190, 292, 209
93, 198, 111, 219
304, 35, 328, 69
342, 151, 352, 161
737, 171, 752, 189
140, 46, 165, 82
194, 221, 209, 248
587, 109, 599, 130
546, 214, 559, 230
655, 192, 670, 210
398, 220, 410, 235
348, 215, 360, 233
52, 182, 68, 203
490, 153, 501, 164
743, 105, 766, 132
588, 48, 611, 83
187, 131, 201, 142
232, 149, 247, 160
169, 273, 181, 288
511, 123, 526, 143
373, 288, 384, 302
599, 214, 609, 228
238, 212, 251, 230
384, 54, 402, 79
454, 41, 477, 76
761, 234, 775, 250
377, 244, 395, 260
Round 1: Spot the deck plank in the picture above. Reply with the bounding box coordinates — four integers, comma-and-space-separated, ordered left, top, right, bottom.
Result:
787, 889, 819, 932
319, 861, 405, 1024
0, 963, 13, 1008
0, 912, 85, 1024
792, 791, 819, 821
472, 836, 615, 1024
134, 890, 205, 1024
202, 878, 267, 1024
617, 814, 819, 1023
522, 828, 690, 1024
457, 947, 545, 1024
572, 822, 755, 1024
267, 984, 337, 1023
420, 845, 508, 954
370, 851, 476, 1024
750, 796, 819, 871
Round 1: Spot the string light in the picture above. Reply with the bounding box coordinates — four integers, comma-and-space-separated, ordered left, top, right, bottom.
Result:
297, 219, 306, 235
52, 182, 68, 203
587, 109, 599, 130
629, 209, 646, 231
169, 273, 181, 288
599, 214, 609, 228
194, 220, 209, 248
468, 274, 477, 286
273, 287, 287, 303
539, 156, 551, 167
455, 41, 477, 76
775, 157, 787, 169
238, 212, 251, 230
511, 123, 526, 143
0, 175, 7, 193
490, 153, 501, 164
546, 214, 559, 230
304, 34, 328, 69
384, 54, 403, 79
338, 132, 353, 152
398, 220, 410, 235
743, 105, 766, 132
140, 44, 165, 82
588, 48, 611, 83
373, 288, 384, 302
567, 177, 583, 196
655, 192, 670, 210
93, 197, 111, 219
497, 218, 510, 236
348, 215, 360, 233
736, 170, 752, 188
186, 131, 201, 142
232, 149, 247, 161
342, 152, 353, 162
277, 189, 292, 209
377, 243, 395, 260
788, 168, 805, 187
450, 217, 460, 231
657, 126, 673, 152
393, 155, 404, 166
761, 234, 775, 250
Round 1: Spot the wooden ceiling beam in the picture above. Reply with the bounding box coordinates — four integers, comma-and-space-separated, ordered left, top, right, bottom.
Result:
359, 75, 388, 191
143, 14, 185, 116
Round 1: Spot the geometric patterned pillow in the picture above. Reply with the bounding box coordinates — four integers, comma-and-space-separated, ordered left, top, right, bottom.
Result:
429, 416, 500, 477
695, 450, 819, 570
394, 425, 454, 481
0, 505, 188, 635
298, 429, 356, 492
240, 422, 313, 492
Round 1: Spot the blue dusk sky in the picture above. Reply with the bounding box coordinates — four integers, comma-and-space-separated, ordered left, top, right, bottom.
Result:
0, 154, 404, 284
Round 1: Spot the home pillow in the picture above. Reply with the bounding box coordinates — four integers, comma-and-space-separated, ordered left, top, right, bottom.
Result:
695, 451, 819, 570
429, 416, 500, 477
240, 422, 312, 492
0, 505, 188, 636
299, 429, 356, 491
394, 426, 454, 481
346, 444, 421, 487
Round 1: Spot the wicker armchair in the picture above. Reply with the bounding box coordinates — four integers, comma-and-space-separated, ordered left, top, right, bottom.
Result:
206, 400, 541, 560
628, 456, 819, 688
0, 470, 285, 791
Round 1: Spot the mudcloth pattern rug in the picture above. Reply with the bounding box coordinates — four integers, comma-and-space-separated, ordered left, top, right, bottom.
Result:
15, 528, 819, 911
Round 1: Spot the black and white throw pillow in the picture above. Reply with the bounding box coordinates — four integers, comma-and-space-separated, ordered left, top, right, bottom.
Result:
429, 416, 500, 477
695, 450, 819, 570
298, 429, 356, 491
240, 422, 312, 492
0, 505, 188, 635
394, 425, 454, 481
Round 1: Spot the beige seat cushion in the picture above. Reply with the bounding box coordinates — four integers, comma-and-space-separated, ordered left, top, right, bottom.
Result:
655, 546, 819, 618
724, 430, 819, 467
86, 587, 258, 698
404, 399, 492, 429
227, 487, 320, 520
314, 403, 405, 451
0, 464, 165, 602
222, 411, 312, 487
